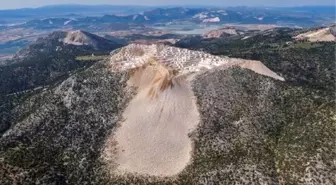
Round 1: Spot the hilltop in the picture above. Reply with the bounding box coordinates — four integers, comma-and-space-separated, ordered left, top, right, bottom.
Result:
0, 30, 124, 95
0, 28, 335, 184
294, 26, 336, 42
1, 41, 335, 184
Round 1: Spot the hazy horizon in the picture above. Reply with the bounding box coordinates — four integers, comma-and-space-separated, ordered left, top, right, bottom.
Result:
1, 0, 335, 10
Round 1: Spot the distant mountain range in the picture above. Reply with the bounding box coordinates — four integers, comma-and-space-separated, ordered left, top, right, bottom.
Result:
0, 5, 335, 61
0, 5, 150, 19
1, 5, 335, 28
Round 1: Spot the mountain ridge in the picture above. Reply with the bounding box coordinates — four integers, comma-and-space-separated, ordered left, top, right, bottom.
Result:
4, 6, 335, 29
0, 27, 335, 184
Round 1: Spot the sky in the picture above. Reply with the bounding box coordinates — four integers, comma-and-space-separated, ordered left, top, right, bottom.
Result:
0, 0, 335, 10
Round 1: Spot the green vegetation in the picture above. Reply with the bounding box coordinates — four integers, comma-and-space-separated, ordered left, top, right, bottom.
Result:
76, 55, 110, 61
0, 28, 335, 184
293, 42, 323, 49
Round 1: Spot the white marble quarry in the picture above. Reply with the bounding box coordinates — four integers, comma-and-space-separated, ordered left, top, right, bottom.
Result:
110, 44, 285, 81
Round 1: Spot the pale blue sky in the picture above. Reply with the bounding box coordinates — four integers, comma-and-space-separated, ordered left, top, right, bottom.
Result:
1, 0, 335, 9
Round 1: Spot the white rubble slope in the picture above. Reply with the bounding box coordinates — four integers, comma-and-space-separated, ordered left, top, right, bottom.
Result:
104, 44, 285, 177
109, 44, 285, 81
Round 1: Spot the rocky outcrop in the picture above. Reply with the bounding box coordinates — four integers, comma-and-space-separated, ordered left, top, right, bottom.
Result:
109, 44, 284, 81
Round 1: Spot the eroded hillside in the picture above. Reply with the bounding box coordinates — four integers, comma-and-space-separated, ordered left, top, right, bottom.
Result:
0, 41, 334, 185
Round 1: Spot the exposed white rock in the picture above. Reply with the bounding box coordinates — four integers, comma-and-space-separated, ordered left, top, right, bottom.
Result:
55, 77, 76, 108
63, 30, 97, 46
294, 27, 336, 42
132, 15, 139, 21
202, 17, 220, 23
55, 46, 62, 51
110, 65, 199, 176
106, 44, 285, 177
242, 36, 251, 40
109, 44, 285, 81
64, 20, 72, 25
217, 10, 228, 15
193, 13, 208, 19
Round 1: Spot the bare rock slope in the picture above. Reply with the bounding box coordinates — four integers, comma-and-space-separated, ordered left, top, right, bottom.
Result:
203, 27, 240, 38
63, 30, 123, 49
294, 26, 336, 42
0, 44, 334, 184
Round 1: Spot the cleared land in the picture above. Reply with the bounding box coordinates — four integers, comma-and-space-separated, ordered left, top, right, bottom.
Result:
110, 64, 199, 176
294, 27, 336, 42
